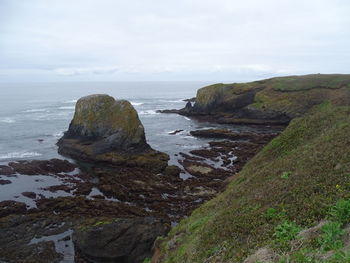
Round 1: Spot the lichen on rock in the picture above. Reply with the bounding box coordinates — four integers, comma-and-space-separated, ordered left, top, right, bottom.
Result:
58, 94, 168, 171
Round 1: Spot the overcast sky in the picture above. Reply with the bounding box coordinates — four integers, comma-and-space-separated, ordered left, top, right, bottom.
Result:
0, 0, 349, 82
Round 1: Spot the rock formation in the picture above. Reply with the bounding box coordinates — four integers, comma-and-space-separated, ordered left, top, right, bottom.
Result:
171, 74, 350, 125
58, 94, 168, 171
73, 217, 169, 263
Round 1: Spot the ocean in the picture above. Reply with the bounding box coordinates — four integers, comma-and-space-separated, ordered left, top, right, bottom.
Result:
0, 81, 276, 206
0, 81, 223, 166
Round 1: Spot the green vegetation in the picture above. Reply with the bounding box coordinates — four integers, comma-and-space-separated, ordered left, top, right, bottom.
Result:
280, 171, 290, 180
317, 222, 343, 251
157, 104, 350, 262
273, 220, 301, 248
194, 74, 350, 118
268, 74, 350, 91
328, 199, 350, 224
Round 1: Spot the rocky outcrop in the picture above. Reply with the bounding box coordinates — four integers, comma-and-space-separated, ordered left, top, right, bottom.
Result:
73, 217, 169, 263
172, 74, 350, 124
57, 94, 168, 171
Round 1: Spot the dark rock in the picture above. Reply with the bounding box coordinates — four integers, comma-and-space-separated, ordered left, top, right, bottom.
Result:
8, 159, 76, 175
73, 217, 169, 263
57, 94, 169, 172
0, 165, 15, 175
163, 165, 181, 177
0, 200, 27, 217
0, 179, 11, 185
190, 129, 277, 144
183, 97, 196, 102
168, 129, 183, 135
22, 192, 37, 199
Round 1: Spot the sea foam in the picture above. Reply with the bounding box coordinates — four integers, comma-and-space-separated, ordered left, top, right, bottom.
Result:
0, 151, 42, 160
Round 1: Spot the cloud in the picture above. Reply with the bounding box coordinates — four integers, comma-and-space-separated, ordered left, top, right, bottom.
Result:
0, 0, 349, 81
53, 66, 119, 76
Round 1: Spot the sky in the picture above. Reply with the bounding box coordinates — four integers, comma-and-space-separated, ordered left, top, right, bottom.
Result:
0, 0, 349, 82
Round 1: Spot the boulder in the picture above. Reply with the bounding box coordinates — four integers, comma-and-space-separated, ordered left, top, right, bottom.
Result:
57, 94, 169, 171
73, 217, 169, 263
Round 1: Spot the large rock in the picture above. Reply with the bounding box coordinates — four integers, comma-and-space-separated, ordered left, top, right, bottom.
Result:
73, 217, 169, 263
58, 94, 169, 171
180, 74, 350, 124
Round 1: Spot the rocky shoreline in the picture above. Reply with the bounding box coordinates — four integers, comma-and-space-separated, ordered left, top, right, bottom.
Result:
0, 94, 282, 262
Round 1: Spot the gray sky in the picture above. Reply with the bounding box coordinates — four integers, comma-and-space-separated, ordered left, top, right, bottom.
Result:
1, 0, 349, 82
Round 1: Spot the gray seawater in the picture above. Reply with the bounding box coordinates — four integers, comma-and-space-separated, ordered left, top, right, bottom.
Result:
0, 81, 277, 167
0, 81, 211, 165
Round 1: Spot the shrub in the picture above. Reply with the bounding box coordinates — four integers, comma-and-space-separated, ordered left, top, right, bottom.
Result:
317, 222, 343, 251
280, 171, 290, 179
328, 199, 350, 224
328, 250, 350, 263
273, 221, 301, 243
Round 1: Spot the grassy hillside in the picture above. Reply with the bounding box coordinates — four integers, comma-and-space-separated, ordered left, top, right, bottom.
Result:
155, 103, 350, 263
193, 74, 350, 120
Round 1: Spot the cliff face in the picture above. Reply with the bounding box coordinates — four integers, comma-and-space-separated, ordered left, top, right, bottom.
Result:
185, 74, 350, 124
154, 103, 350, 262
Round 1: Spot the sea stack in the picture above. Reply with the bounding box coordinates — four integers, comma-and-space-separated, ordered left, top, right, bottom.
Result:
58, 94, 169, 171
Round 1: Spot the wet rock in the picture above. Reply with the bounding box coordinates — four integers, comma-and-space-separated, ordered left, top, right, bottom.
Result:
22, 192, 37, 199
0, 179, 11, 185
163, 165, 181, 177
190, 129, 277, 144
168, 129, 183, 135
0, 200, 27, 217
183, 97, 196, 102
0, 165, 15, 175
73, 217, 169, 263
8, 159, 76, 175
58, 94, 169, 172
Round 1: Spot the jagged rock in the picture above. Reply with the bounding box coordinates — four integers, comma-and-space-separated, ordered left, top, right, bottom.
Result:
57, 94, 169, 171
73, 217, 169, 263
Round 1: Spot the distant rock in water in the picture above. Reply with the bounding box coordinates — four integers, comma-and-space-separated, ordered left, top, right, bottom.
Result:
58, 94, 169, 171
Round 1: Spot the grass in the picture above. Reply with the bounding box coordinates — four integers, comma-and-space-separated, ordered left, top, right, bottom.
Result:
273, 221, 302, 247
195, 74, 350, 118
317, 222, 344, 251
328, 199, 350, 224
157, 104, 350, 263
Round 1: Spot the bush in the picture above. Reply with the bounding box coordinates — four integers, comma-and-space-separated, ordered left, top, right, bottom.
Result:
273, 221, 301, 243
328, 250, 350, 263
280, 171, 290, 179
328, 199, 350, 224
317, 222, 344, 251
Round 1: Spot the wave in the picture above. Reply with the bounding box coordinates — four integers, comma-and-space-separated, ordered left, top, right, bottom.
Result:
0, 117, 15, 123
138, 110, 158, 115
130, 101, 144, 106
58, 106, 75, 110
53, 131, 64, 138
23, 108, 47, 113
64, 99, 77, 103
184, 117, 191, 121
0, 151, 42, 160
160, 99, 185, 103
